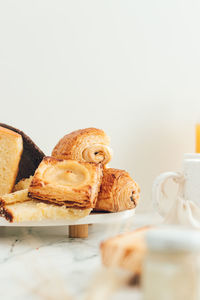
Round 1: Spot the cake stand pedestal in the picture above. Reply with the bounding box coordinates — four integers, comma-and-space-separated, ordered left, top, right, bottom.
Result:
68, 209, 136, 238
69, 224, 89, 238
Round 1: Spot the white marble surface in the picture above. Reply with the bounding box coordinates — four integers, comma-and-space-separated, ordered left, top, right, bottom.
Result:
0, 213, 162, 300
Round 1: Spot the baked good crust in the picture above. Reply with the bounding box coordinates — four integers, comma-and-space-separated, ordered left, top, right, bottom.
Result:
0, 126, 23, 195
0, 126, 22, 138
52, 128, 112, 165
95, 168, 140, 212
28, 157, 103, 209
0, 123, 45, 182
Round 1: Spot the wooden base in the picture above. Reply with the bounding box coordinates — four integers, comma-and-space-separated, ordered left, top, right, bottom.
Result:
69, 224, 88, 238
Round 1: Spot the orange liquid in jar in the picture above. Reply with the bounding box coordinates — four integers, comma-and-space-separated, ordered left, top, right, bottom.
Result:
196, 124, 200, 153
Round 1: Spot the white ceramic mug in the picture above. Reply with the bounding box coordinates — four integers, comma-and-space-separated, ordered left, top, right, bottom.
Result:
153, 154, 200, 217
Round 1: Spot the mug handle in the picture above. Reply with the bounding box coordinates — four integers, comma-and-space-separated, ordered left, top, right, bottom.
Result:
152, 171, 184, 218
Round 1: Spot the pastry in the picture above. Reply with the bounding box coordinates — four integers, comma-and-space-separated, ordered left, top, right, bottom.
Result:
100, 227, 152, 276
0, 200, 91, 223
95, 168, 140, 212
14, 176, 33, 192
0, 189, 29, 206
28, 157, 103, 209
52, 128, 112, 166
0, 123, 45, 182
0, 126, 23, 196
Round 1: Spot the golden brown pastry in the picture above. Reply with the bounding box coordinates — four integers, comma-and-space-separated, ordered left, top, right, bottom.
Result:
28, 157, 103, 209
95, 168, 140, 212
0, 200, 91, 223
0, 126, 23, 196
52, 128, 112, 166
100, 227, 152, 276
0, 189, 29, 206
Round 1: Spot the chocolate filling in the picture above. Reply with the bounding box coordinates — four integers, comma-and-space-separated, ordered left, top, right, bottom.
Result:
130, 191, 136, 206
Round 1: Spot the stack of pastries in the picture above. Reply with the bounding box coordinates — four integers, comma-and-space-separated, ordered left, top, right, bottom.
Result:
0, 125, 140, 222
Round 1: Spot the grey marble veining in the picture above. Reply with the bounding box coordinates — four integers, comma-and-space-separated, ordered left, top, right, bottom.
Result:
0, 214, 161, 300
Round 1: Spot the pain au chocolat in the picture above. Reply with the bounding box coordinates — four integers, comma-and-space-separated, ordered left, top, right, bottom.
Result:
95, 168, 140, 212
0, 123, 45, 182
52, 128, 113, 166
28, 157, 103, 209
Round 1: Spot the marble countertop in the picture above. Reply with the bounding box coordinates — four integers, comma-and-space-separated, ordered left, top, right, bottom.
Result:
0, 212, 162, 300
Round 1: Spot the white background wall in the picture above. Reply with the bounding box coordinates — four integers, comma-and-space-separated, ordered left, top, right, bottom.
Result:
0, 1, 200, 209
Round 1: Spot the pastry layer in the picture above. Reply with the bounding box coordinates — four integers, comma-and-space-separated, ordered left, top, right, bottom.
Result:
28, 157, 103, 209
0, 189, 29, 206
0, 126, 23, 196
101, 227, 151, 275
95, 168, 140, 212
0, 200, 91, 223
14, 176, 33, 192
52, 128, 112, 166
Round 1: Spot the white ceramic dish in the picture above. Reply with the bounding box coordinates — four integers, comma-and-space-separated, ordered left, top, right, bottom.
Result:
0, 208, 135, 227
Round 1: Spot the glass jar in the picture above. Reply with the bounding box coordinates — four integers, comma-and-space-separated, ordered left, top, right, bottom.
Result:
142, 227, 200, 300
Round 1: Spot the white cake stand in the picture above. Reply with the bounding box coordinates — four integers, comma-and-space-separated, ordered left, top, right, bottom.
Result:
0, 209, 135, 238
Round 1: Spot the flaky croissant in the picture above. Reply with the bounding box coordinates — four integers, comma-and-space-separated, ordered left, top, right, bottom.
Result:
28, 157, 103, 209
52, 128, 112, 166
95, 168, 140, 212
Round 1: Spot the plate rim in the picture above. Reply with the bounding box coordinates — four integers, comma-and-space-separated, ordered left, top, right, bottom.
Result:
0, 208, 136, 227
